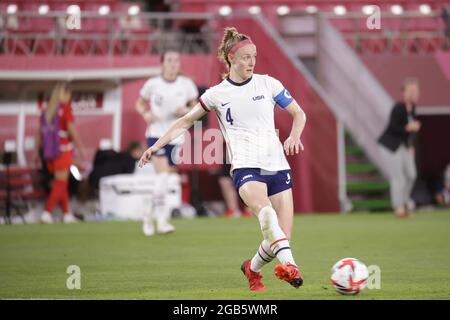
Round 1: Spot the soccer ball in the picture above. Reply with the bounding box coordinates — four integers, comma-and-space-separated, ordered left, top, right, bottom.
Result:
330, 258, 369, 295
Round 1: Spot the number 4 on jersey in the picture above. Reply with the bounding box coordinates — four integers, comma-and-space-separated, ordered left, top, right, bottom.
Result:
226, 108, 234, 125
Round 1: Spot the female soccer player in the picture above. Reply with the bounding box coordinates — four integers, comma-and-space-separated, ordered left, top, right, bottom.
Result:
35, 82, 86, 224
135, 49, 198, 235
138, 27, 307, 291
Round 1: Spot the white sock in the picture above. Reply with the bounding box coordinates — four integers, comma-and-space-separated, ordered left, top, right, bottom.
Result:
152, 173, 172, 226
257, 206, 296, 266
152, 192, 170, 226
143, 200, 153, 225
250, 239, 275, 272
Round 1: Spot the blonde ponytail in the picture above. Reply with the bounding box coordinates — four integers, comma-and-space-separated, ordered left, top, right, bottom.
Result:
45, 82, 69, 123
217, 27, 251, 78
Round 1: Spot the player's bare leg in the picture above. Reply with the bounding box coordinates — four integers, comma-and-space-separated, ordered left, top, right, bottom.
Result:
270, 189, 303, 288
239, 181, 302, 289
236, 182, 269, 291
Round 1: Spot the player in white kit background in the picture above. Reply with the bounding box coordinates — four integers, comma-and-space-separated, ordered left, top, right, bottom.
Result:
135, 49, 198, 236
138, 27, 307, 291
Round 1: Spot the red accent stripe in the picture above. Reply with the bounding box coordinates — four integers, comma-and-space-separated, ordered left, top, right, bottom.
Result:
260, 245, 274, 259
270, 238, 288, 249
199, 98, 210, 112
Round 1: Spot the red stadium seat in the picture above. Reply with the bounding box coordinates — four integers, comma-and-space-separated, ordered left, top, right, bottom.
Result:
64, 30, 95, 55
33, 36, 56, 55
389, 37, 405, 54
83, 3, 117, 33
420, 37, 441, 52
331, 19, 356, 33
21, 2, 55, 32
112, 3, 152, 55
5, 30, 33, 55
0, 165, 47, 223
125, 29, 152, 55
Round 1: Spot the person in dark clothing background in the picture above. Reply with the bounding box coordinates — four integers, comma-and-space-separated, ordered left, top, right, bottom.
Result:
88, 141, 145, 192
378, 78, 421, 217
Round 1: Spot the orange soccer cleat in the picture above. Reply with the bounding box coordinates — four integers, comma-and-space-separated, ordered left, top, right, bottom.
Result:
274, 263, 304, 288
241, 259, 265, 292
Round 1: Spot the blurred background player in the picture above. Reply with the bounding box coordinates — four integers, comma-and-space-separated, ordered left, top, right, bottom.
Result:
34, 82, 86, 224
435, 163, 450, 207
138, 27, 307, 291
135, 49, 198, 235
378, 78, 421, 218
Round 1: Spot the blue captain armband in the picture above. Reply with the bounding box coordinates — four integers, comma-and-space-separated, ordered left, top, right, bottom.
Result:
274, 88, 294, 109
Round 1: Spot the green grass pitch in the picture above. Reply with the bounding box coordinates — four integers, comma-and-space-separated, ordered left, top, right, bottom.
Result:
1, 211, 450, 299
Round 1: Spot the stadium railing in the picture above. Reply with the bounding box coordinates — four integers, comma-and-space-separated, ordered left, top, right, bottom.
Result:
324, 11, 447, 54
0, 11, 217, 56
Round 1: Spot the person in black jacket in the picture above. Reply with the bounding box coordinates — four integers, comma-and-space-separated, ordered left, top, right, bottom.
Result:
378, 78, 421, 217
88, 141, 145, 192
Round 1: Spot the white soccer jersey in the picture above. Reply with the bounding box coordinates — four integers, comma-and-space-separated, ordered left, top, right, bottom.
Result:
140, 75, 198, 145
199, 74, 293, 174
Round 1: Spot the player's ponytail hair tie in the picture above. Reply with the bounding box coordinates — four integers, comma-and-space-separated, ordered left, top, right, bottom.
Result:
229, 39, 254, 55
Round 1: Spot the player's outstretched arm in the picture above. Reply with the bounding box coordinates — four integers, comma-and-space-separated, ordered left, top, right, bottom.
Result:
283, 102, 306, 156
138, 103, 207, 167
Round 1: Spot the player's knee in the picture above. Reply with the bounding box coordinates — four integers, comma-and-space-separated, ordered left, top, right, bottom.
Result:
257, 206, 278, 230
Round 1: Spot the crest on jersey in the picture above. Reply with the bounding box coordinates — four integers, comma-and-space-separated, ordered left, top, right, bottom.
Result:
284, 90, 292, 99
153, 94, 163, 106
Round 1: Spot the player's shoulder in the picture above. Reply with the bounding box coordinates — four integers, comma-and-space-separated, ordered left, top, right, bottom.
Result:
143, 75, 161, 87
253, 73, 269, 80
204, 78, 228, 93
177, 74, 195, 83
253, 74, 280, 86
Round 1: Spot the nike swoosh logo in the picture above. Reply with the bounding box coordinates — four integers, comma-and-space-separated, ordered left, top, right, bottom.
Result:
221, 102, 230, 106
286, 180, 291, 184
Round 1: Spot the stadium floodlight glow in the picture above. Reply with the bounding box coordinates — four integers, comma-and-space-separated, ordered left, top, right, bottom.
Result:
419, 4, 431, 15
333, 5, 347, 16
38, 4, 49, 15
362, 5, 376, 15
7, 4, 18, 15
277, 5, 290, 16
218, 5, 232, 16
67, 5, 81, 15
128, 5, 140, 16
305, 5, 318, 14
248, 5, 261, 15
391, 4, 403, 15
99, 5, 110, 16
